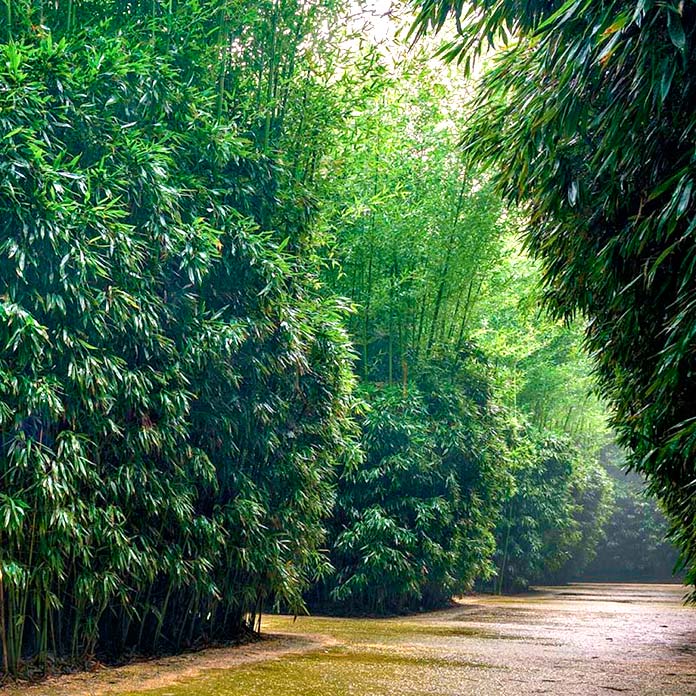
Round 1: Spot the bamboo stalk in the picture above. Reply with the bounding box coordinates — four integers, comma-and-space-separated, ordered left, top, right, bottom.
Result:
497, 502, 514, 595
0, 561, 8, 675
5, 0, 11, 41
15, 503, 37, 669
152, 582, 173, 649
426, 177, 467, 356
215, 8, 228, 120
262, 0, 281, 152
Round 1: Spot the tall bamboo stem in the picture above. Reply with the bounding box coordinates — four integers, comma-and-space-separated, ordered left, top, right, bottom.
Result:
0, 559, 8, 675
5, 0, 12, 41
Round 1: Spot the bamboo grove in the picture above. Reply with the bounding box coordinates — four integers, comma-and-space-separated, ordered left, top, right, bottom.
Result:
411, 0, 696, 593
0, 0, 685, 679
0, 0, 359, 674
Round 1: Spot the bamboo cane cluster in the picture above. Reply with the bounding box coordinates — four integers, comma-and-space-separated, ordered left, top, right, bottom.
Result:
0, 31, 356, 674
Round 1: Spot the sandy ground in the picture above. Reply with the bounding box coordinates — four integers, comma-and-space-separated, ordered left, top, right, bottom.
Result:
3, 583, 695, 695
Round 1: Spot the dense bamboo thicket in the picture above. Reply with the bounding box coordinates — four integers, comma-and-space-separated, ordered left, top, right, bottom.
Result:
0, 2, 357, 675
314, 358, 510, 614
305, 47, 618, 611
412, 0, 696, 592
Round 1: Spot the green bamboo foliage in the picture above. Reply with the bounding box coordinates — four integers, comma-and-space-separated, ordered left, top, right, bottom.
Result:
0, 0, 667, 676
584, 447, 679, 583
489, 431, 612, 593
319, 53, 508, 382
0, 23, 356, 675
411, 0, 696, 594
313, 357, 511, 614
308, 26, 617, 613
317, 357, 611, 611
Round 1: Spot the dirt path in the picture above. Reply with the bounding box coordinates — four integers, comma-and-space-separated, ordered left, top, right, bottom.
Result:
5, 583, 695, 695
